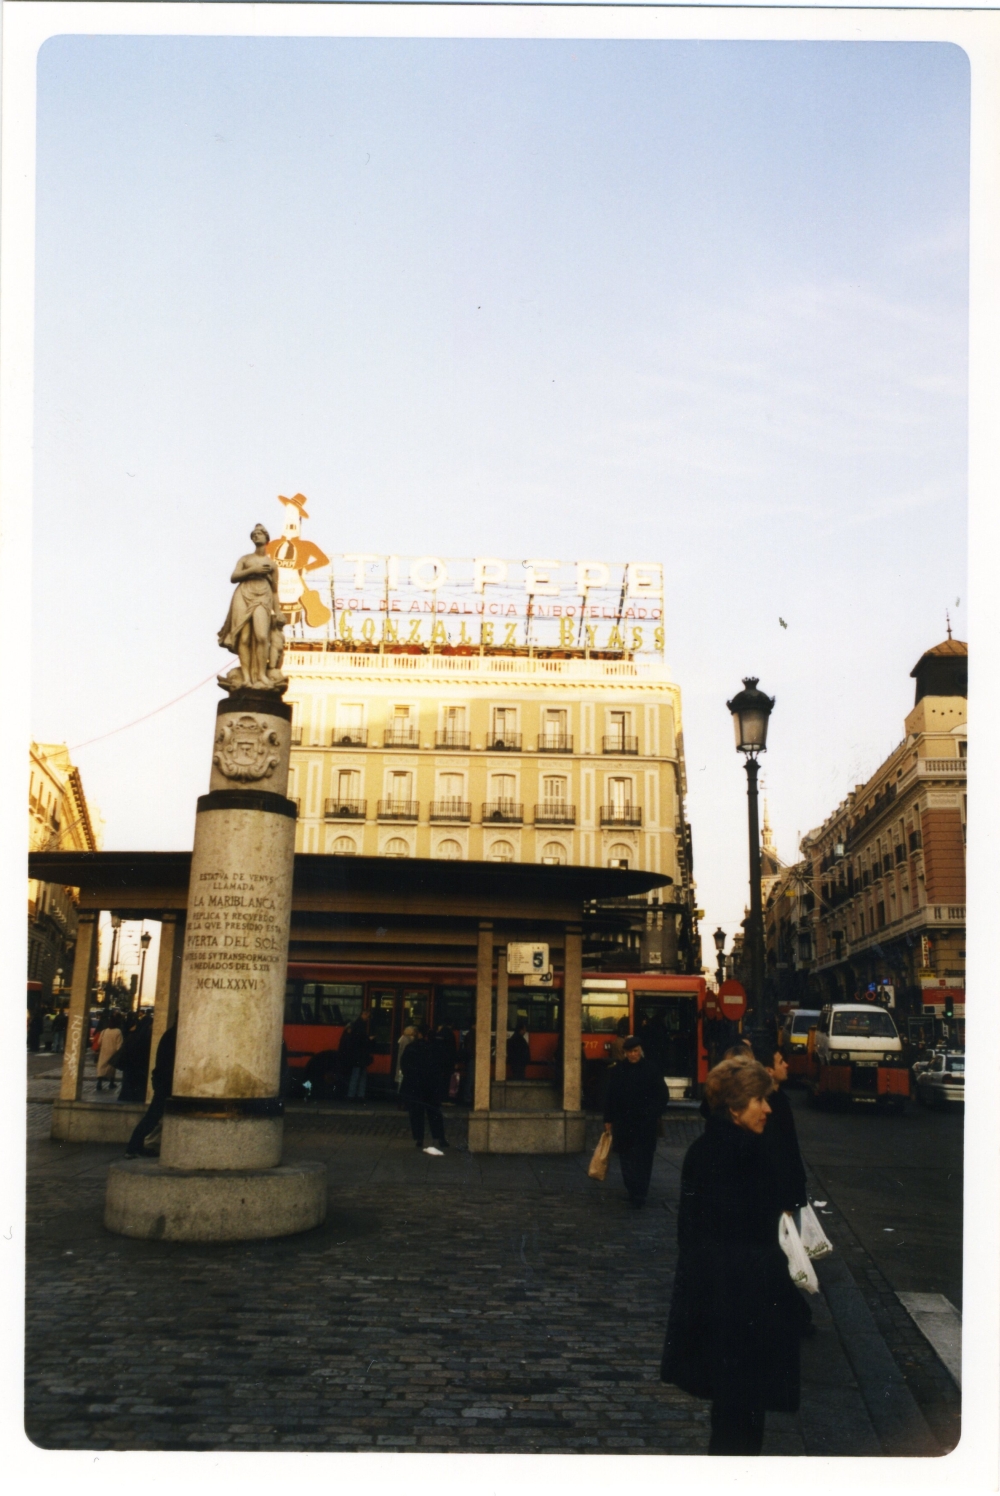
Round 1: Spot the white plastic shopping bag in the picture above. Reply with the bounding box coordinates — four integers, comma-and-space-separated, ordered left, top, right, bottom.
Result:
799, 1203, 834, 1260
779, 1213, 820, 1294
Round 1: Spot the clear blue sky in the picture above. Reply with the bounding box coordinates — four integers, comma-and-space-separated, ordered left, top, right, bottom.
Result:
31, 37, 969, 963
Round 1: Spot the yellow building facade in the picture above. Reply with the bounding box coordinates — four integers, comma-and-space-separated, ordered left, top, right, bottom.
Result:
284, 647, 689, 887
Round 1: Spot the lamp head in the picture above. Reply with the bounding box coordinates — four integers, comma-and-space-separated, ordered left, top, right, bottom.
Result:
726, 677, 775, 755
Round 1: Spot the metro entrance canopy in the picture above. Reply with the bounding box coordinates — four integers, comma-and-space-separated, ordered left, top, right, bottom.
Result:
31, 851, 671, 1154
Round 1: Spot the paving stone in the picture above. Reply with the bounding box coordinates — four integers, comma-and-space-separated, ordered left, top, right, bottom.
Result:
23, 1105, 931, 1454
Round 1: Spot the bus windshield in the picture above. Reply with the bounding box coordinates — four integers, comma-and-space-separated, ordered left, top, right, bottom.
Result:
831, 1009, 898, 1039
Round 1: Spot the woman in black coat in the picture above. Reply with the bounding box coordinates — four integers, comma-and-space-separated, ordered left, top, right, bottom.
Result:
660, 1057, 801, 1455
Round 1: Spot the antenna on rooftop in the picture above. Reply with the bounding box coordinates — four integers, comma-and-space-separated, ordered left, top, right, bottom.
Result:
946, 609, 952, 640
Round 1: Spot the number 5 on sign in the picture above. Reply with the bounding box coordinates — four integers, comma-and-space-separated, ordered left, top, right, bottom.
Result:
507, 943, 550, 975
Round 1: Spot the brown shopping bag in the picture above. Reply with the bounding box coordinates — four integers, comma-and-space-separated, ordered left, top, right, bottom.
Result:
588, 1131, 612, 1181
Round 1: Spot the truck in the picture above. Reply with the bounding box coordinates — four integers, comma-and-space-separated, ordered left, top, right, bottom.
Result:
806, 1002, 910, 1111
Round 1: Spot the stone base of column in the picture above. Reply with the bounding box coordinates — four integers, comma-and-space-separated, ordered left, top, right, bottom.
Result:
104, 1158, 327, 1242
160, 1112, 283, 1170
467, 1109, 587, 1154
51, 1099, 146, 1144
489, 1080, 561, 1112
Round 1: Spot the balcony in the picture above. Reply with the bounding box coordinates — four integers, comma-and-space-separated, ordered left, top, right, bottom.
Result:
430, 799, 471, 822
535, 803, 576, 825
435, 731, 471, 750
482, 801, 523, 824
324, 799, 366, 820
602, 735, 638, 755
487, 733, 522, 751
600, 804, 642, 828
537, 734, 574, 753
331, 728, 368, 747
383, 727, 420, 748
377, 799, 419, 820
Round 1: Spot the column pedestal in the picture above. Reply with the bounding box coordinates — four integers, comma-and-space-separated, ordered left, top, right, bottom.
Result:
105, 686, 326, 1241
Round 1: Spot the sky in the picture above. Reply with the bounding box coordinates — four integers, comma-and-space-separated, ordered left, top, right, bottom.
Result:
30, 36, 970, 967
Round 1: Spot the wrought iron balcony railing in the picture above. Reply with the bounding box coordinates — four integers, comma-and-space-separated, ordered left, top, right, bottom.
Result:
377, 799, 419, 820
331, 728, 368, 747
600, 804, 642, 827
434, 731, 471, 749
383, 727, 420, 748
429, 799, 472, 821
537, 734, 574, 753
534, 803, 576, 825
482, 801, 523, 824
324, 799, 367, 820
602, 735, 638, 754
487, 733, 522, 751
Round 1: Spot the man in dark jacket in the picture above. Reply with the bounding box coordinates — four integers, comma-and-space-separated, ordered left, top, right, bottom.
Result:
399, 1025, 448, 1154
506, 1020, 530, 1081
603, 1037, 669, 1208
124, 1020, 177, 1158
114, 1012, 154, 1103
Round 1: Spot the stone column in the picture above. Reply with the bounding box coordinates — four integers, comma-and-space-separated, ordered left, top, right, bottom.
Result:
145, 913, 185, 1103
493, 950, 509, 1084
473, 921, 493, 1111
59, 910, 99, 1102
160, 689, 296, 1172
562, 924, 583, 1113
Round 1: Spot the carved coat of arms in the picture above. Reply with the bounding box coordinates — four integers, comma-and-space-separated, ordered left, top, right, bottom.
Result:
213, 715, 281, 782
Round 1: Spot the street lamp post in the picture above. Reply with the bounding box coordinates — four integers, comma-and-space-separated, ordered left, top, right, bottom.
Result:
137, 929, 152, 1010
106, 914, 122, 1008
712, 926, 726, 987
726, 678, 775, 1035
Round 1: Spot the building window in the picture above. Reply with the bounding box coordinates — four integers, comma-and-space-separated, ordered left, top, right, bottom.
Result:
491, 707, 519, 749
332, 836, 357, 855
608, 841, 632, 869
492, 773, 516, 806
436, 839, 463, 860
490, 840, 515, 863
959, 739, 967, 758
876, 902, 886, 928
387, 771, 412, 805
909, 829, 922, 852
384, 837, 410, 858
541, 842, 566, 865
542, 776, 567, 807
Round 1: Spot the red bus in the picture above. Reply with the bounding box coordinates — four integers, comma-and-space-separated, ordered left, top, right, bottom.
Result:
283, 964, 709, 1104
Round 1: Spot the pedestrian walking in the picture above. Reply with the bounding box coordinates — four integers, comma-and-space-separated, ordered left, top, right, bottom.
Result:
603, 1037, 669, 1208
399, 1024, 447, 1155
395, 1024, 417, 1095
125, 1021, 177, 1157
748, 1031, 814, 1337
27, 1008, 43, 1053
660, 1056, 801, 1455
506, 1019, 530, 1081
342, 1017, 373, 1101
432, 1022, 458, 1100
95, 1014, 123, 1092
41, 1011, 55, 1052
638, 1010, 669, 1074
115, 1012, 154, 1104
52, 1009, 67, 1054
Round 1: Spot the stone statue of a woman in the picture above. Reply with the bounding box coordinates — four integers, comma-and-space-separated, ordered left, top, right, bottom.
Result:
218, 524, 288, 692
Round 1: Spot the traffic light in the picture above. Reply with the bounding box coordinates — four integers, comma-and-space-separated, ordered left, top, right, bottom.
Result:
944, 991, 954, 1019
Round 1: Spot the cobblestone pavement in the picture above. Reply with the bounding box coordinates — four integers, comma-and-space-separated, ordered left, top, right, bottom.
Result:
24, 1101, 951, 1455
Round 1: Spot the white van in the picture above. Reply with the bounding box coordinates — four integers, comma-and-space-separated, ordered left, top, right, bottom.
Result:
810, 1003, 910, 1107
